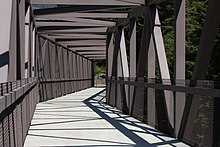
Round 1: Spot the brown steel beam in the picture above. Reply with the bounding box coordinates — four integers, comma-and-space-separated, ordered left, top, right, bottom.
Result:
77, 51, 106, 55
35, 21, 114, 27
174, 0, 185, 137
31, 0, 141, 5
107, 6, 147, 33
178, 0, 220, 140
38, 27, 107, 34
69, 46, 106, 51
115, 0, 145, 5
46, 34, 106, 39
129, 18, 136, 111
35, 12, 128, 19
108, 79, 220, 98
36, 17, 116, 26
38, 34, 91, 60
34, 5, 130, 15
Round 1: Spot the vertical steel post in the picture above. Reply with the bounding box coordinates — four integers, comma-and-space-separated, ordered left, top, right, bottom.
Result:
32, 28, 36, 77
18, 0, 25, 79
75, 54, 79, 91
112, 28, 122, 107
149, 7, 175, 132
147, 27, 156, 127
25, 6, 30, 78
106, 32, 113, 104
91, 61, 95, 87
130, 8, 151, 116
174, 0, 185, 137
69, 51, 73, 91
117, 48, 123, 109
129, 18, 136, 111
29, 21, 34, 78
178, 0, 220, 140
120, 28, 129, 109
79, 56, 82, 89
72, 53, 76, 91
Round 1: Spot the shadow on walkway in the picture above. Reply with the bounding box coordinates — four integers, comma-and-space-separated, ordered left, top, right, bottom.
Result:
83, 89, 188, 147
24, 88, 188, 147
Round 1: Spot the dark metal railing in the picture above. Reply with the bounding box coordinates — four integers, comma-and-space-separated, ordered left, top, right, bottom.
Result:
0, 77, 38, 147
39, 78, 93, 102
107, 77, 220, 147
0, 78, 37, 96
107, 77, 220, 97
39, 78, 93, 83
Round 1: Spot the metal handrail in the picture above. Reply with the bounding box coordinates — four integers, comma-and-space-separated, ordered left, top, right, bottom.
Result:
0, 77, 37, 96
107, 77, 220, 98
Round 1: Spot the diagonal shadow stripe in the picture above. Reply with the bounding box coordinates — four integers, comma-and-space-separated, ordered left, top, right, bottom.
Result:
83, 89, 186, 147
83, 89, 151, 146
31, 118, 103, 126
28, 133, 133, 145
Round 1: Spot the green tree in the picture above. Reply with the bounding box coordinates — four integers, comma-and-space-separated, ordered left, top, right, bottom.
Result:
94, 63, 106, 76
158, 0, 208, 79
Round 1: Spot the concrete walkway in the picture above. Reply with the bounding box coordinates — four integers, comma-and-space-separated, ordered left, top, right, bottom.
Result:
24, 88, 189, 147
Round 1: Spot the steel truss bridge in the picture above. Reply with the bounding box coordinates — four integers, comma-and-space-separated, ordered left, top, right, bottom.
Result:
0, 0, 220, 146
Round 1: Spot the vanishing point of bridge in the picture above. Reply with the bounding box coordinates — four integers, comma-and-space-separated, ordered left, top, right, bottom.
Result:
0, 0, 220, 147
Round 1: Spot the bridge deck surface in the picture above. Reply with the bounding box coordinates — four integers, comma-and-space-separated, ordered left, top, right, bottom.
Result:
24, 88, 189, 147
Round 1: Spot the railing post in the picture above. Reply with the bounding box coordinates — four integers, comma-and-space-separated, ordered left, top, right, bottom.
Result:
1, 83, 3, 96
91, 61, 94, 87
10, 82, 12, 92
6, 82, 9, 93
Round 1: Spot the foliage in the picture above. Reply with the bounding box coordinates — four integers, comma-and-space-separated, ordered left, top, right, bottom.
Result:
158, 0, 210, 79
94, 63, 106, 76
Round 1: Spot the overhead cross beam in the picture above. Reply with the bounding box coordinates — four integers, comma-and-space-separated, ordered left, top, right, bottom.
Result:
38, 27, 107, 34
90, 57, 106, 60
67, 44, 105, 48
35, 12, 128, 19
115, 0, 145, 5
83, 55, 106, 58
32, 0, 149, 63
35, 21, 114, 27
46, 34, 106, 38
34, 5, 131, 15
107, 6, 147, 32
36, 17, 116, 26
78, 51, 106, 55
38, 17, 116, 26
69, 46, 106, 51
31, 0, 141, 5
60, 40, 106, 45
